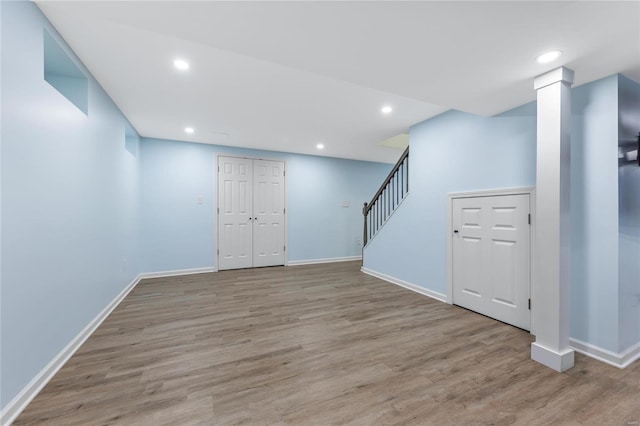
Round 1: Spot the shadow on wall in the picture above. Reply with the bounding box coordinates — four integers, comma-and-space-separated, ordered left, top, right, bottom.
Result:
619, 138, 640, 341
618, 74, 640, 352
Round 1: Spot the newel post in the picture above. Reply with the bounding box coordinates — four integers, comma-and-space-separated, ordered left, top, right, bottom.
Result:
362, 202, 369, 246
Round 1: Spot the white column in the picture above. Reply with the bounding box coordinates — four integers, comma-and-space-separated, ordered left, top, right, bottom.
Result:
531, 66, 575, 372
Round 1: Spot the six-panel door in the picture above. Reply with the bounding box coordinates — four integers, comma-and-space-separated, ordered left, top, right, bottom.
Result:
253, 160, 285, 267
218, 156, 286, 270
452, 194, 531, 330
218, 157, 254, 270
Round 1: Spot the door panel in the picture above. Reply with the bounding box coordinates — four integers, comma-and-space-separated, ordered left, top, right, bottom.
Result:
452, 194, 530, 330
253, 160, 285, 267
458, 236, 483, 297
490, 239, 516, 306
218, 157, 254, 270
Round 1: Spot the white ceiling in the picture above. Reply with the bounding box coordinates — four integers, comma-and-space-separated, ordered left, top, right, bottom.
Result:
37, 1, 640, 164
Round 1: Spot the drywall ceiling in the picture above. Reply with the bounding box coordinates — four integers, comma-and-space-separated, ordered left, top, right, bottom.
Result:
37, 1, 640, 163
377, 134, 409, 150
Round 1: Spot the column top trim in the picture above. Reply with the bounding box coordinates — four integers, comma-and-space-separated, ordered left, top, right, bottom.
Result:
534, 67, 575, 90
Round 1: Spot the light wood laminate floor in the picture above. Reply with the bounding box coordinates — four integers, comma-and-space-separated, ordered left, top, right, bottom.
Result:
15, 261, 640, 425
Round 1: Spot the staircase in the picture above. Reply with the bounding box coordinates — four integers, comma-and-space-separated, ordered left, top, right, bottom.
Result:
363, 147, 409, 245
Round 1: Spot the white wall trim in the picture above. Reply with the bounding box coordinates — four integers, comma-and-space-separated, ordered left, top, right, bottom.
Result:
287, 256, 361, 266
0, 274, 143, 426
361, 267, 447, 303
446, 187, 536, 334
139, 266, 216, 279
447, 187, 536, 199
570, 338, 640, 369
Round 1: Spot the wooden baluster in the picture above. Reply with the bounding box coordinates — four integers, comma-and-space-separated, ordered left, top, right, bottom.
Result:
406, 156, 409, 193
362, 202, 368, 246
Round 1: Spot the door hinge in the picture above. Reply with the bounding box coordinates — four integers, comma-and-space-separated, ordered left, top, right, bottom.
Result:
283, 208, 286, 214
528, 213, 531, 225
283, 170, 286, 177
217, 207, 219, 214
218, 165, 220, 172
284, 245, 286, 252
217, 249, 219, 255
528, 298, 531, 310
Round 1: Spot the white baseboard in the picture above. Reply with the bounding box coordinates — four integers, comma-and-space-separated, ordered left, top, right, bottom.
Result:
360, 268, 640, 371
0, 274, 143, 426
361, 267, 448, 303
570, 338, 640, 369
287, 256, 362, 266
139, 266, 216, 279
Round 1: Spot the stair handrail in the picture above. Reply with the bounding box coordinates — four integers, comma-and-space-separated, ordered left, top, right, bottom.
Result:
362, 146, 409, 246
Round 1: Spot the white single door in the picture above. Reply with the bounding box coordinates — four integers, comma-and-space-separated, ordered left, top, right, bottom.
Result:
218, 156, 253, 270
452, 194, 531, 330
253, 160, 286, 267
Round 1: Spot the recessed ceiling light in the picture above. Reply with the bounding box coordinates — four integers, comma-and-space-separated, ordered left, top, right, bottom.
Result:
174, 59, 190, 70
185, 127, 194, 134
316, 143, 324, 150
536, 50, 562, 64
381, 105, 393, 114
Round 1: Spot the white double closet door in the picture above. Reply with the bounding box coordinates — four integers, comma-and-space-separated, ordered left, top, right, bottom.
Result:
217, 156, 286, 270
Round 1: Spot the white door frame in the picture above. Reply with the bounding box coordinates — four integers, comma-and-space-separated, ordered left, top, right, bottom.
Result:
214, 154, 288, 270
446, 186, 536, 334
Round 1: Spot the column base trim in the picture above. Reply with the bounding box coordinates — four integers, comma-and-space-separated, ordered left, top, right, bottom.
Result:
531, 342, 575, 372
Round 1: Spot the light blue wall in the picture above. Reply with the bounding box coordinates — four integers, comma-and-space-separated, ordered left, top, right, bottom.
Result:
363, 76, 623, 353
569, 75, 620, 352
618, 74, 640, 352
140, 138, 391, 272
0, 2, 389, 409
1, 2, 141, 409
139, 139, 213, 272
0, 2, 634, 414
363, 103, 537, 294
